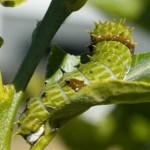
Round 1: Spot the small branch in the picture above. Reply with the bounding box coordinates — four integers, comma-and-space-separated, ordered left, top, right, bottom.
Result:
13, 0, 87, 91
13, 0, 70, 91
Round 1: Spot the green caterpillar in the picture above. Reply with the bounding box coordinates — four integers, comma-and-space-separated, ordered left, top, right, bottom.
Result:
16, 19, 135, 146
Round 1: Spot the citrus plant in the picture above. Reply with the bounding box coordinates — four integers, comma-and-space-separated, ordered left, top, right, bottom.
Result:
1, 0, 150, 150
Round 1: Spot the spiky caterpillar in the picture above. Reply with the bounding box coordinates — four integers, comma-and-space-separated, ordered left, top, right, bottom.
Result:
16, 19, 135, 146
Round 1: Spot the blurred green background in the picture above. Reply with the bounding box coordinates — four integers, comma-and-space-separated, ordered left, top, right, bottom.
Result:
1, 0, 150, 149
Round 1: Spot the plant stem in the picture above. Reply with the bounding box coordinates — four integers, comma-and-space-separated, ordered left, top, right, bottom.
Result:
13, 0, 87, 91
13, 0, 69, 91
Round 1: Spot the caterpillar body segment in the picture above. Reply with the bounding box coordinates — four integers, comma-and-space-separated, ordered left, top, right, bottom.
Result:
17, 97, 50, 136
87, 41, 132, 80
17, 19, 135, 146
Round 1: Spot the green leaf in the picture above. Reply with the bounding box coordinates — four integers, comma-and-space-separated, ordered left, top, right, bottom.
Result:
90, 80, 150, 104
0, 73, 23, 150
45, 45, 80, 84
125, 52, 150, 82
0, 37, 4, 48
48, 80, 150, 128
0, 0, 26, 7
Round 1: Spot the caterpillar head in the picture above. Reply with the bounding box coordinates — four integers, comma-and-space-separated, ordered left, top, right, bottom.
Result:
89, 19, 136, 55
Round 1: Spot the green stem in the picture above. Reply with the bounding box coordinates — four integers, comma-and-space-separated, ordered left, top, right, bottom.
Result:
13, 0, 87, 91
13, 0, 69, 91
